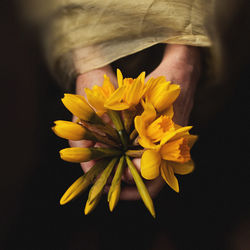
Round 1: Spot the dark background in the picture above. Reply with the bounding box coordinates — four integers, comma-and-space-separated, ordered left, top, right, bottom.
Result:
0, 1, 249, 250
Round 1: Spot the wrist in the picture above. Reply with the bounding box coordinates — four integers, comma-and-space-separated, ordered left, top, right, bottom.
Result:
162, 44, 201, 70
76, 65, 115, 96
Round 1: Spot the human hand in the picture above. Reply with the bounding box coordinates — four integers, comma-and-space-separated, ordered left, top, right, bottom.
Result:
69, 64, 117, 173
128, 44, 202, 199
146, 44, 201, 125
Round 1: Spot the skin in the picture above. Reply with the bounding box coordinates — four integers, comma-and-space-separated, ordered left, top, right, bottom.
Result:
70, 44, 201, 200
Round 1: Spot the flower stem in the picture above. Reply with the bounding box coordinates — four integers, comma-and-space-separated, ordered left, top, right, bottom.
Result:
129, 129, 138, 141
125, 149, 146, 158
81, 120, 120, 143
108, 110, 128, 150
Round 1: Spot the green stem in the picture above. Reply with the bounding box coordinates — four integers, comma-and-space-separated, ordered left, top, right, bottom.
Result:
108, 110, 128, 150
125, 149, 146, 158
129, 129, 138, 141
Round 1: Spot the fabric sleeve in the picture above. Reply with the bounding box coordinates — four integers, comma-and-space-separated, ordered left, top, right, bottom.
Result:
20, 0, 214, 89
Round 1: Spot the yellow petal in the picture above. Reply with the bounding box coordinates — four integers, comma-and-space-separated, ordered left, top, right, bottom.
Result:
152, 84, 180, 113
109, 184, 121, 212
168, 126, 193, 142
136, 71, 145, 83
61, 94, 95, 121
161, 105, 174, 118
160, 126, 192, 145
84, 193, 102, 215
104, 86, 130, 110
135, 115, 157, 149
160, 138, 191, 163
108, 156, 125, 211
52, 120, 90, 141
134, 102, 156, 138
160, 130, 178, 146
170, 160, 195, 175
85, 88, 106, 116
87, 158, 118, 204
144, 76, 166, 98
59, 147, 92, 163
146, 115, 174, 143
60, 175, 89, 205
60, 159, 108, 205
160, 160, 179, 193
102, 74, 115, 97
117, 68, 123, 87
125, 77, 144, 106
141, 150, 161, 180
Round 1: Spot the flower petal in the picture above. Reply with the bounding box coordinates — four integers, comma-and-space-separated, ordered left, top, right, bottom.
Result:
160, 138, 191, 163
59, 147, 92, 163
161, 126, 192, 145
61, 94, 95, 121
141, 150, 161, 180
52, 120, 87, 141
104, 86, 130, 110
85, 88, 106, 116
160, 160, 179, 192
117, 68, 123, 87
84, 193, 102, 215
170, 160, 195, 175
102, 74, 115, 97
125, 77, 144, 106
155, 84, 180, 112
161, 105, 174, 118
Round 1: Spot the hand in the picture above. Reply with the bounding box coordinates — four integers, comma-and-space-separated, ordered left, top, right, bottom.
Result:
128, 44, 202, 199
69, 64, 117, 173
146, 44, 201, 126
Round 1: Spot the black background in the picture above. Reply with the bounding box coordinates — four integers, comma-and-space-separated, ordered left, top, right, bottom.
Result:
0, 1, 249, 250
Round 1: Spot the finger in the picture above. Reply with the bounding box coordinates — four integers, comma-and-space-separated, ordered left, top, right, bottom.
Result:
69, 139, 95, 148
80, 160, 96, 173
76, 65, 118, 96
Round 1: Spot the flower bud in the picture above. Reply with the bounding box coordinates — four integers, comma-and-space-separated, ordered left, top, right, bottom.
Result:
108, 156, 125, 211
52, 120, 95, 141
59, 147, 122, 163
61, 94, 102, 124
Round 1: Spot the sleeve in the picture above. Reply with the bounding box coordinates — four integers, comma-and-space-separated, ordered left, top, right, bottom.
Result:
20, 0, 214, 89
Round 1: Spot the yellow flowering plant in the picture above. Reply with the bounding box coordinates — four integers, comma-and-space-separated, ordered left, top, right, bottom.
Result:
53, 69, 197, 218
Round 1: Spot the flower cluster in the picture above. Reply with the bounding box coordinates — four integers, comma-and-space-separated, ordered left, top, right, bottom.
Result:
52, 69, 197, 217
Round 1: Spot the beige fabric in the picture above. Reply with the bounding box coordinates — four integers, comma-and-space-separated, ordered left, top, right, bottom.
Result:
20, 0, 214, 89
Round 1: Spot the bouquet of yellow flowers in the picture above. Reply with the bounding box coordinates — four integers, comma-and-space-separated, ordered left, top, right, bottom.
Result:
52, 69, 197, 218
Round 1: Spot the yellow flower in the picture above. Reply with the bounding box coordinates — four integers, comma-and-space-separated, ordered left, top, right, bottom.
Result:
104, 69, 145, 110
144, 76, 180, 113
61, 94, 102, 124
140, 129, 197, 192
135, 103, 197, 192
52, 120, 95, 141
134, 102, 175, 149
85, 75, 115, 116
